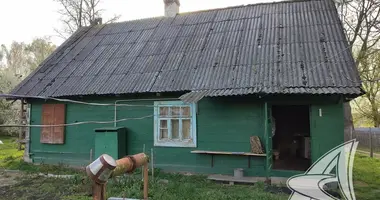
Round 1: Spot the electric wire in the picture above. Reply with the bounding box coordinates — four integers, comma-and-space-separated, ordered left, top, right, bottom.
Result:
0, 115, 154, 127
0, 94, 159, 107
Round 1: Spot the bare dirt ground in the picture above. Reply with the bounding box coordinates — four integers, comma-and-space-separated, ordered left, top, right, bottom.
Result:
0, 170, 92, 200
0, 171, 26, 200
0, 171, 22, 187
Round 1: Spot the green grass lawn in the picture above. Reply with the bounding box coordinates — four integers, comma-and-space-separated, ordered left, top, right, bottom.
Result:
0, 136, 23, 167
353, 154, 380, 199
0, 136, 288, 200
0, 172, 289, 200
1, 136, 380, 200
0, 136, 82, 174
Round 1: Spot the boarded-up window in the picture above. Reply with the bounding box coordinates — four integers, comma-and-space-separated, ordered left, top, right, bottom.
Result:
40, 104, 66, 144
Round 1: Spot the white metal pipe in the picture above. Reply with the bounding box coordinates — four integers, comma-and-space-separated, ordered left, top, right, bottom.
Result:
1, 115, 153, 127
90, 149, 93, 162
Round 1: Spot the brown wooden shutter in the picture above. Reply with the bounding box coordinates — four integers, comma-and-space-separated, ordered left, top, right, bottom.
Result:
40, 104, 65, 144
52, 104, 65, 144
41, 104, 54, 143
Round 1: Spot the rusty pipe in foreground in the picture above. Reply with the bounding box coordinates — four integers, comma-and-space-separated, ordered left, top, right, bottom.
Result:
111, 153, 149, 177
86, 153, 150, 200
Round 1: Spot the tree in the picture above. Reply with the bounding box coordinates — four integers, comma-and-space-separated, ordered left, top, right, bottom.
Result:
0, 38, 56, 136
336, 0, 380, 128
338, 0, 380, 62
54, 0, 121, 39
0, 69, 19, 135
26, 38, 57, 71
0, 43, 25, 135
0, 38, 56, 79
352, 51, 380, 126
1, 42, 29, 79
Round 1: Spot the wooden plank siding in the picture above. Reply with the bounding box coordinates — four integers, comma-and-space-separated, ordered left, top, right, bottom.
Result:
28, 95, 345, 177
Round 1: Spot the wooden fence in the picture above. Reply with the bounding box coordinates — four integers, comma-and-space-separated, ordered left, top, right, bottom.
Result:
345, 127, 380, 157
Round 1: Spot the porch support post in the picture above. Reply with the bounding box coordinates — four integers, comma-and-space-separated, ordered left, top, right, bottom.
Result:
264, 102, 272, 184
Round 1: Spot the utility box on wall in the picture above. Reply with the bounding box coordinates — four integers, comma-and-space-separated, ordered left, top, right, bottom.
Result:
94, 127, 127, 159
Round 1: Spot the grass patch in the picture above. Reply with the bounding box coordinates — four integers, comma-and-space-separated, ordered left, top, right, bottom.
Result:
105, 173, 288, 200
353, 154, 380, 199
1, 136, 380, 199
0, 137, 288, 200
0, 136, 23, 165
0, 172, 288, 200
0, 136, 40, 172
0, 136, 81, 174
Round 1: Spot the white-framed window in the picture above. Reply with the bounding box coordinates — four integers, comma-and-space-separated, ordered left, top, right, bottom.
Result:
154, 101, 197, 147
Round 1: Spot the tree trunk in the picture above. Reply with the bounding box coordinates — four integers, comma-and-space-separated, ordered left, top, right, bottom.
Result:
369, 98, 380, 127
373, 114, 380, 127
344, 102, 354, 141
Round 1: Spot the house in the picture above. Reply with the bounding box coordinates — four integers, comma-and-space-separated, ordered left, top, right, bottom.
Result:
9, 0, 363, 178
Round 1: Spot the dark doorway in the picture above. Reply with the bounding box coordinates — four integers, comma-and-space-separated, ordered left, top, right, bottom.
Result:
272, 105, 311, 171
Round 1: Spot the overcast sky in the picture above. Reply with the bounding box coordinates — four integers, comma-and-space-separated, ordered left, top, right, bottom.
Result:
0, 0, 280, 46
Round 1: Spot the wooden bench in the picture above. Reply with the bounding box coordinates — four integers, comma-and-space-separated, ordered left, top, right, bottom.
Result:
208, 174, 265, 185
190, 150, 266, 168
208, 175, 288, 185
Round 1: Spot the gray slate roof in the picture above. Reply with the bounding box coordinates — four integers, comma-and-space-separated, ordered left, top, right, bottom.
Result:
11, 0, 363, 98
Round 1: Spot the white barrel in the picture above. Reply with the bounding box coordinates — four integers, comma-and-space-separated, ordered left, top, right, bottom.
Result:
86, 154, 116, 184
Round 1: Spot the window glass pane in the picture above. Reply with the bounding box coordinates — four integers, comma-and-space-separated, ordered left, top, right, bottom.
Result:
171, 119, 180, 139
182, 106, 190, 117
171, 107, 181, 117
160, 120, 167, 128
182, 119, 191, 139
160, 107, 169, 117
160, 129, 168, 139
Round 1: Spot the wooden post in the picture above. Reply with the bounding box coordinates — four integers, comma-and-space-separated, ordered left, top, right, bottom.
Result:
93, 183, 106, 200
151, 148, 154, 180
143, 163, 149, 200
370, 128, 373, 158
18, 99, 25, 150
142, 144, 145, 180
350, 127, 353, 140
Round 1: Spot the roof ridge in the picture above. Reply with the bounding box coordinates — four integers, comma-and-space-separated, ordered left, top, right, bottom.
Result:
94, 0, 328, 26
178, 0, 326, 15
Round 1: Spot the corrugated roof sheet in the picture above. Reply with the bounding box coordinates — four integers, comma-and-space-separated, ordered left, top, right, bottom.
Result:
180, 87, 363, 102
11, 0, 363, 98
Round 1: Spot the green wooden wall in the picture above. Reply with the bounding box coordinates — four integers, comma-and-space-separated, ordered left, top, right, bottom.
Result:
310, 103, 345, 162
29, 97, 266, 176
28, 95, 344, 177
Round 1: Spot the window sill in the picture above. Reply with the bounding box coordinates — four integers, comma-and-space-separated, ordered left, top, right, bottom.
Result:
154, 141, 196, 148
